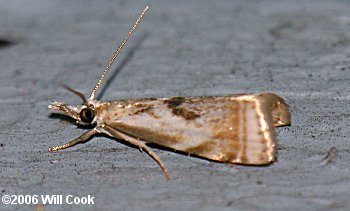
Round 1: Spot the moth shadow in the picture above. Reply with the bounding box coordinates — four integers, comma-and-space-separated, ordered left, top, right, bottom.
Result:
48, 113, 95, 129
49, 113, 76, 125
0, 38, 16, 49
96, 32, 149, 100
147, 143, 220, 162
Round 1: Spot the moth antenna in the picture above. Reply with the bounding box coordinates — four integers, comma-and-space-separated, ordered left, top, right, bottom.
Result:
89, 5, 150, 100
62, 84, 88, 104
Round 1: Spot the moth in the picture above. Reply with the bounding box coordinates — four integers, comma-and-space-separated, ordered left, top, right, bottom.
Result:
48, 6, 291, 179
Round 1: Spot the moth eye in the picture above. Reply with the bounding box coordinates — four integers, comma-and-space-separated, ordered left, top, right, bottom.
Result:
80, 108, 95, 123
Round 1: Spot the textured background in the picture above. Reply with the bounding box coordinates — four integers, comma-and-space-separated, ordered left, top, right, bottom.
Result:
1, 0, 350, 210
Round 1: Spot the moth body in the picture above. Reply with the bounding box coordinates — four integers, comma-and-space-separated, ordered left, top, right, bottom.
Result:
48, 6, 291, 179
49, 93, 290, 178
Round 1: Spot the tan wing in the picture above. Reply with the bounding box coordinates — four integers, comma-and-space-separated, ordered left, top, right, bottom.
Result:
98, 93, 290, 165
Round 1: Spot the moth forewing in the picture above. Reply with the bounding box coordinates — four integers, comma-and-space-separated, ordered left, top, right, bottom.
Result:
95, 93, 290, 165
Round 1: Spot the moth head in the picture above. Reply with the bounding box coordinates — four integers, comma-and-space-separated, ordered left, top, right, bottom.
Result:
49, 85, 97, 126
48, 6, 150, 126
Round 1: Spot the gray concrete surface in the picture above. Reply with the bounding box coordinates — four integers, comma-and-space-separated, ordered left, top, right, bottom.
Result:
1, 0, 350, 210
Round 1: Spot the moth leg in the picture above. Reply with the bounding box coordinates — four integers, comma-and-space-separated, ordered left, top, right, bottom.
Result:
136, 145, 143, 153
102, 125, 170, 180
48, 128, 98, 152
